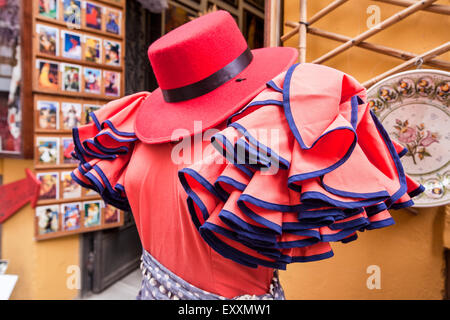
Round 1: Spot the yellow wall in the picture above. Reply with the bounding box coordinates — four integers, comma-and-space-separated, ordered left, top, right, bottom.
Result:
281, 0, 449, 299
0, 159, 80, 300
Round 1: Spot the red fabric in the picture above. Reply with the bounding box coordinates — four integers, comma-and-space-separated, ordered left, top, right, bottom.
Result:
72, 93, 273, 298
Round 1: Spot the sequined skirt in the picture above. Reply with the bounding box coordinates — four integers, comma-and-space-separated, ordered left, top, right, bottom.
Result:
137, 249, 285, 300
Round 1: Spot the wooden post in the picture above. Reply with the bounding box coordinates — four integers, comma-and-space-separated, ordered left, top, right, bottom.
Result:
299, 0, 307, 63
313, 0, 439, 64
307, 27, 450, 70
374, 0, 450, 15
281, 0, 348, 43
362, 42, 450, 88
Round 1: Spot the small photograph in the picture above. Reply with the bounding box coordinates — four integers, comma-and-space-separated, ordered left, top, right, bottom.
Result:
104, 204, 120, 224
104, 40, 121, 66
83, 104, 101, 124
36, 101, 59, 130
36, 205, 60, 235
85, 2, 103, 30
62, 202, 81, 231
61, 30, 82, 60
61, 102, 82, 130
36, 137, 59, 165
63, 0, 82, 25
61, 171, 82, 199
84, 36, 102, 63
84, 68, 102, 94
84, 201, 102, 227
61, 63, 81, 92
62, 137, 77, 164
38, 0, 59, 20
37, 60, 59, 91
36, 24, 59, 56
36, 172, 59, 200
103, 71, 119, 96
105, 8, 121, 35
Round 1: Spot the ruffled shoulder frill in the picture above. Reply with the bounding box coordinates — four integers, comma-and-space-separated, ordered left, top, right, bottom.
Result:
71, 92, 151, 211
178, 63, 425, 269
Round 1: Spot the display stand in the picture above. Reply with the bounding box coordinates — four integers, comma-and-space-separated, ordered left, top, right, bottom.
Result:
32, 0, 126, 240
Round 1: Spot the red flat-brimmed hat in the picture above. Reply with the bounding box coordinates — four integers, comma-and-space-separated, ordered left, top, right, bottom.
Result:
135, 10, 298, 144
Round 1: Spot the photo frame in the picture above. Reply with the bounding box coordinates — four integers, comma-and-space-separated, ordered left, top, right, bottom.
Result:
61, 137, 77, 164
84, 36, 102, 64
36, 59, 59, 91
84, 67, 102, 95
62, 0, 82, 26
104, 203, 120, 224
36, 204, 60, 234
103, 71, 120, 97
61, 30, 82, 60
83, 200, 102, 227
103, 39, 121, 66
61, 171, 82, 199
61, 63, 81, 92
36, 136, 60, 166
85, 2, 103, 30
61, 102, 82, 130
38, 0, 59, 20
105, 7, 121, 35
36, 171, 60, 201
61, 202, 81, 231
36, 100, 59, 130
36, 24, 59, 56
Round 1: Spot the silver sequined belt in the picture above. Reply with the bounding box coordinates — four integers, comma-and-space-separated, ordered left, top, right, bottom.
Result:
137, 249, 285, 300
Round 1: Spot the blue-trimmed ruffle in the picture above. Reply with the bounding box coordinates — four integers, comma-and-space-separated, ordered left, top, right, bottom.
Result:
178, 63, 424, 269
71, 92, 151, 211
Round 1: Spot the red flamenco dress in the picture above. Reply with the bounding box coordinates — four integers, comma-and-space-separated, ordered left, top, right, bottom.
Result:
71, 63, 424, 298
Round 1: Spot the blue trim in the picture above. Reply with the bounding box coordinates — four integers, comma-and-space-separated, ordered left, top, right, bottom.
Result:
230, 122, 290, 170
71, 172, 93, 190
341, 233, 358, 243
276, 237, 319, 249
211, 133, 254, 178
215, 176, 246, 192
365, 217, 395, 230
282, 250, 334, 263
102, 119, 137, 137
219, 210, 278, 238
328, 217, 369, 231
90, 112, 102, 131
350, 95, 359, 129
199, 222, 287, 269
226, 99, 282, 125
365, 202, 387, 216
178, 169, 214, 222
409, 184, 425, 198
286, 126, 357, 185
320, 176, 390, 200
390, 200, 414, 210
301, 191, 385, 209
398, 147, 408, 158
370, 110, 407, 207
266, 80, 283, 93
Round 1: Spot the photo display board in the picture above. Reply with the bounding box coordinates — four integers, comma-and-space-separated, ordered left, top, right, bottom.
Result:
32, 0, 126, 240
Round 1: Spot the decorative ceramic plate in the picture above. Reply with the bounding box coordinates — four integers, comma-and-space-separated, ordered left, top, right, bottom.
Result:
367, 69, 450, 207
